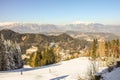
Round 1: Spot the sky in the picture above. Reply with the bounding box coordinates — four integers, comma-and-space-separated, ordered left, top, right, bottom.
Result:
0, 0, 120, 25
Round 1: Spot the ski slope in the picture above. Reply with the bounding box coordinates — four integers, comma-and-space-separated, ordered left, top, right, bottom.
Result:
0, 57, 92, 80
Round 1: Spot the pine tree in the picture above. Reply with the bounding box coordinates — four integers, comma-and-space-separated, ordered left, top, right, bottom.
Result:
91, 39, 98, 60
116, 39, 120, 58
105, 41, 109, 57
98, 38, 105, 57
29, 52, 37, 67
28, 46, 61, 67
0, 34, 23, 71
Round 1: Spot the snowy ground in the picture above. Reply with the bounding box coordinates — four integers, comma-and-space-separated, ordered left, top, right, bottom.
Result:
100, 66, 120, 80
0, 57, 96, 80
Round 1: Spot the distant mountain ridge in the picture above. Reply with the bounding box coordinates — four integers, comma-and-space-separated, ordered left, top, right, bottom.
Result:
0, 23, 120, 34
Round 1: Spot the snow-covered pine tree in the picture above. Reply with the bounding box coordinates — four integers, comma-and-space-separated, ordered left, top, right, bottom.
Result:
0, 34, 23, 71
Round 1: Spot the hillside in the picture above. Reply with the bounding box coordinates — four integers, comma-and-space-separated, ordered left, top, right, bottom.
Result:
0, 29, 90, 54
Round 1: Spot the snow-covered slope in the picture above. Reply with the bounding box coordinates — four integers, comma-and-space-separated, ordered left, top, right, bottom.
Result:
0, 57, 91, 80
101, 67, 120, 80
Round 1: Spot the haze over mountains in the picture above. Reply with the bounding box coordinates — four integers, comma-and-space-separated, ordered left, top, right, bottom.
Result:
0, 22, 120, 34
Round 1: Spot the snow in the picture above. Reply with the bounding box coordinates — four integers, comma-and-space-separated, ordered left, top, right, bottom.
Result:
0, 57, 95, 80
0, 56, 119, 80
71, 21, 94, 25
101, 67, 120, 80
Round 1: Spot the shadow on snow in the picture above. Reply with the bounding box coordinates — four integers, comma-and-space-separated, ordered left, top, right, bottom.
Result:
50, 75, 69, 80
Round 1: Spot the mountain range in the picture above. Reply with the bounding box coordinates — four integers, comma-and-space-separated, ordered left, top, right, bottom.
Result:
0, 23, 120, 34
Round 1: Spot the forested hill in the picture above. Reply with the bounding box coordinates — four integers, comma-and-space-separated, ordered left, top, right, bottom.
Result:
0, 29, 90, 54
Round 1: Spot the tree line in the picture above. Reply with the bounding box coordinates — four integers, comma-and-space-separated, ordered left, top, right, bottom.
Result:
28, 46, 61, 67
90, 38, 120, 60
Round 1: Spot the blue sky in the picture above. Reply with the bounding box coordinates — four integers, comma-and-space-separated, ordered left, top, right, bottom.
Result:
0, 0, 120, 24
